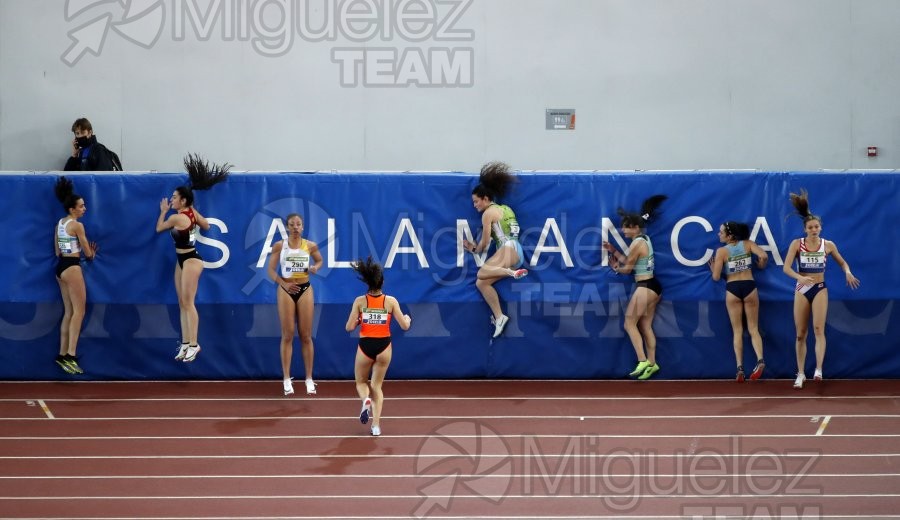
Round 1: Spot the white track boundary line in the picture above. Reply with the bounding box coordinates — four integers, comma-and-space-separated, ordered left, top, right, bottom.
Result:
3, 517, 900, 520
1, 472, 899, 479
1, 493, 899, 500
1, 516, 897, 520
3, 413, 900, 420
3, 395, 899, 402
2, 433, 899, 440
3, 377, 899, 383
0, 453, 895, 460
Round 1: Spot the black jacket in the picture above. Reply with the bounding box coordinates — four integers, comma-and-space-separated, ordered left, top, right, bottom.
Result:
64, 136, 122, 171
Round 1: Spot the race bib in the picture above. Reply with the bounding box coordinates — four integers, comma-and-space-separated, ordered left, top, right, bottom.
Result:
509, 222, 520, 238
727, 252, 751, 273
58, 238, 75, 254
285, 255, 309, 277
361, 308, 388, 325
799, 251, 825, 271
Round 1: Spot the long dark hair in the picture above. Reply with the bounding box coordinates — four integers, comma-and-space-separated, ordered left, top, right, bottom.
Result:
54, 176, 81, 212
351, 256, 384, 292
176, 153, 232, 207
472, 161, 516, 201
723, 221, 751, 241
617, 194, 668, 228
789, 188, 820, 225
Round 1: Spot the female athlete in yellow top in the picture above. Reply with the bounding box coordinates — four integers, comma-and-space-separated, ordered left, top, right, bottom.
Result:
267, 213, 323, 396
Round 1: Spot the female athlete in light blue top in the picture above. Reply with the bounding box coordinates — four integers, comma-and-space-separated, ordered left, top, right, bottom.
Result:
602, 195, 667, 380
709, 221, 768, 382
783, 190, 859, 389
461, 162, 528, 339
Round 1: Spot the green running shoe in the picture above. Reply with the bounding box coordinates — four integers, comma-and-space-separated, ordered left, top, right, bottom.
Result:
628, 360, 650, 378
637, 363, 660, 380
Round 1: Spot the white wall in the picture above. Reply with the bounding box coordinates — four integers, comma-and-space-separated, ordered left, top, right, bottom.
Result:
2, 0, 899, 172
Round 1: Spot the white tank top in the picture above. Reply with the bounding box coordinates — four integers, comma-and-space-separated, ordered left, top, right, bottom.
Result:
279, 239, 311, 280
56, 218, 81, 254
797, 238, 827, 274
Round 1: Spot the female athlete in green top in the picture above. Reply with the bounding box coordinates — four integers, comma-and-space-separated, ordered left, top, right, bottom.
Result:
462, 162, 529, 338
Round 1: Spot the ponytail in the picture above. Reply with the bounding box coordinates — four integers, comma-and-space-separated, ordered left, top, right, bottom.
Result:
472, 161, 516, 201
54, 176, 81, 212
618, 194, 668, 228
351, 256, 384, 292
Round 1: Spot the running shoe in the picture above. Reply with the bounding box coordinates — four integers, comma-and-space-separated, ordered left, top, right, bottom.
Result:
56, 355, 75, 374
183, 344, 201, 363
512, 268, 529, 280
371, 425, 381, 436
628, 360, 650, 378
283, 378, 294, 396
793, 373, 806, 389
175, 343, 189, 361
305, 378, 317, 395
749, 360, 765, 381
491, 315, 509, 338
637, 363, 660, 380
735, 368, 745, 383
65, 355, 84, 375
359, 397, 372, 424
813, 368, 823, 381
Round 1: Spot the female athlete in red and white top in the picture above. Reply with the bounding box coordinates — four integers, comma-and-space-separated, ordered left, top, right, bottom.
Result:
783, 189, 860, 388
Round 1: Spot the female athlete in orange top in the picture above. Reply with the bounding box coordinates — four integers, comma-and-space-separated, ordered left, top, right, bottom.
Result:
344, 257, 411, 436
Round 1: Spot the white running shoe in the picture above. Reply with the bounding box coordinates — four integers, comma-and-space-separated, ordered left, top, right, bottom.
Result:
793, 373, 806, 389
359, 397, 372, 424
305, 378, 317, 395
813, 369, 823, 381
492, 315, 509, 338
183, 344, 201, 363
175, 343, 189, 361
283, 378, 294, 396
371, 425, 381, 436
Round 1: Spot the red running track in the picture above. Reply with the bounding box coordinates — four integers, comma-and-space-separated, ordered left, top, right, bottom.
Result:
1, 379, 899, 519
